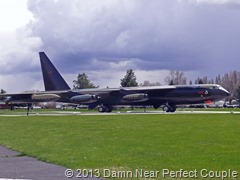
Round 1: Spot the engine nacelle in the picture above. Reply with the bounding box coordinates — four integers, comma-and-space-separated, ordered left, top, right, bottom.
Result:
31, 94, 60, 101
70, 94, 99, 103
122, 93, 148, 102
2, 96, 12, 102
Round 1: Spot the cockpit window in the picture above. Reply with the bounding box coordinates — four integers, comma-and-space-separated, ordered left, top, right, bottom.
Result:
210, 86, 219, 89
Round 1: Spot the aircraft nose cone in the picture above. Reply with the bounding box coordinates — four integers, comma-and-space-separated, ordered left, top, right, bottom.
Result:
226, 91, 230, 96
222, 89, 230, 97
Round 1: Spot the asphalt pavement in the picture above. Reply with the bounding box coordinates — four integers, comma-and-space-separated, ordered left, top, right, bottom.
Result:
0, 146, 99, 180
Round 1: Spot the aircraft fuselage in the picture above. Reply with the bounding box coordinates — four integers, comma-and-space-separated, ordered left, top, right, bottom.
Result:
0, 52, 230, 113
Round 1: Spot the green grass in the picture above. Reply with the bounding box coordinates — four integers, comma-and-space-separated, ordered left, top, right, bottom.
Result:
0, 114, 240, 179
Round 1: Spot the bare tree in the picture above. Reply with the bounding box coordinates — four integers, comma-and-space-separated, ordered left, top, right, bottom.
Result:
208, 79, 214, 84
195, 78, 203, 84
195, 76, 209, 84
164, 70, 187, 85
235, 86, 240, 105
220, 71, 240, 102
140, 80, 161, 87
215, 74, 221, 84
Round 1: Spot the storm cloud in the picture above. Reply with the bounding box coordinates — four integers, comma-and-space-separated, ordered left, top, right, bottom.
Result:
27, 0, 240, 72
1, 0, 240, 91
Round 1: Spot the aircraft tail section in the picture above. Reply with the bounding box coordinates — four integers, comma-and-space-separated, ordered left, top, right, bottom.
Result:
39, 52, 71, 91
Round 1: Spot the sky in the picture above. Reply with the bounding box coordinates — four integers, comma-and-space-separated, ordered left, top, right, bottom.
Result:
0, 0, 240, 92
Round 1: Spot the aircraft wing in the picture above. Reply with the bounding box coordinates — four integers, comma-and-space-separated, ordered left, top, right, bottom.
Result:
0, 92, 62, 103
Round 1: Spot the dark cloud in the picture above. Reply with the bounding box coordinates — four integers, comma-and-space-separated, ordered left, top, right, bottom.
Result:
1, 0, 240, 91
24, 0, 240, 76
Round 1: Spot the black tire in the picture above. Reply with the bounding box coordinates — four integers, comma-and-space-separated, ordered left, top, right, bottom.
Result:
170, 106, 177, 112
98, 106, 106, 113
106, 107, 112, 112
162, 105, 170, 112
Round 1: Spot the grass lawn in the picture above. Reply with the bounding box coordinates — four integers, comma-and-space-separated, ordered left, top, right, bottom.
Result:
0, 113, 240, 179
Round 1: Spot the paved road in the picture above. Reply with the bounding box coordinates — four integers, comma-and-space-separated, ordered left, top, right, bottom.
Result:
0, 146, 99, 180
0, 110, 240, 117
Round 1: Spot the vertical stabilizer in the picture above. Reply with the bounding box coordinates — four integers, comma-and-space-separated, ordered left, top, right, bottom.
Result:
39, 52, 70, 91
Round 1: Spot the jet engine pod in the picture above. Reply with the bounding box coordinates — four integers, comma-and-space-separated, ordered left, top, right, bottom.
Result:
122, 93, 148, 102
70, 94, 99, 103
1, 96, 12, 103
31, 94, 60, 101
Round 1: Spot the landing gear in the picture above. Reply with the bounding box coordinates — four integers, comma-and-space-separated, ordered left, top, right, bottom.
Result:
162, 105, 170, 112
153, 104, 161, 109
98, 105, 113, 113
98, 106, 105, 113
26, 103, 32, 116
162, 105, 177, 113
170, 106, 177, 112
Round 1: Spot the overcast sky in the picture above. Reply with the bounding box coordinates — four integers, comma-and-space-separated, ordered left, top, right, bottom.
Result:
1, 0, 240, 92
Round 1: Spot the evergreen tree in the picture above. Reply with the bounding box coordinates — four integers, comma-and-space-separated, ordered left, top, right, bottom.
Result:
198, 79, 204, 84
120, 69, 138, 87
0, 89, 6, 94
169, 80, 174, 85
73, 73, 98, 89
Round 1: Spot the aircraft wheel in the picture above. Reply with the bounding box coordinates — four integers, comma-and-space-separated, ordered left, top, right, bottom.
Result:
98, 106, 106, 113
170, 106, 177, 112
162, 105, 170, 112
106, 107, 112, 112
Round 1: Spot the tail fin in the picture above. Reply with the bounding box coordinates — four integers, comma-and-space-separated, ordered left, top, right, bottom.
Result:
39, 52, 71, 91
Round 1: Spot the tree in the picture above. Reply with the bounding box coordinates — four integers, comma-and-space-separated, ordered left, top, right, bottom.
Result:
0, 89, 6, 101
0, 89, 6, 94
198, 79, 204, 84
73, 73, 98, 89
208, 79, 214, 84
215, 74, 221, 84
220, 71, 239, 102
140, 80, 161, 86
195, 76, 208, 84
169, 80, 174, 85
195, 78, 204, 84
120, 69, 138, 87
164, 70, 187, 85
235, 86, 240, 105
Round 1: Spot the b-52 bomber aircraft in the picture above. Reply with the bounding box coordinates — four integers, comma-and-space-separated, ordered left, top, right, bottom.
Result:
0, 52, 230, 114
